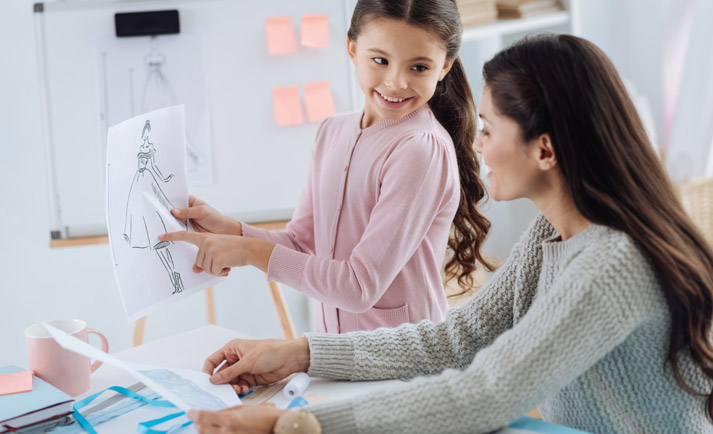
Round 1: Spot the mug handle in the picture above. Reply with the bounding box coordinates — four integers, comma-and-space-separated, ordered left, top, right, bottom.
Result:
86, 329, 109, 373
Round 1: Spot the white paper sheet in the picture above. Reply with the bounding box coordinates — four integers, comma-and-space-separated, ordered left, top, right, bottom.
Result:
42, 323, 240, 411
106, 105, 224, 321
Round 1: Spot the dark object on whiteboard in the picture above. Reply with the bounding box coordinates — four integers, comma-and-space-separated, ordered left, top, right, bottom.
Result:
115, 10, 180, 37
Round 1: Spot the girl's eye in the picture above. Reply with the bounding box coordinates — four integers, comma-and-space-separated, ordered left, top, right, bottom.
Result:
479, 129, 489, 137
411, 64, 428, 72
372, 57, 388, 65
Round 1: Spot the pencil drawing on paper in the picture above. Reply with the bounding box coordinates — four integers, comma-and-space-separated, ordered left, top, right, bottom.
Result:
123, 119, 185, 295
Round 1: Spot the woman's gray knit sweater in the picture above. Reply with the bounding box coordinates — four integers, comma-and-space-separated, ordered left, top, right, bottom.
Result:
304, 214, 712, 433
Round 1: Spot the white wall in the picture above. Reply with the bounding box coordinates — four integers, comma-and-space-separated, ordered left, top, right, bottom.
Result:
577, 0, 665, 149
0, 0, 672, 367
0, 0, 312, 368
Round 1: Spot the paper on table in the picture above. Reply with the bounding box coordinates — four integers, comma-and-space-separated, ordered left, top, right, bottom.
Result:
265, 17, 296, 54
303, 81, 335, 123
42, 323, 240, 412
273, 86, 303, 126
300, 14, 329, 48
106, 105, 224, 321
0, 369, 33, 396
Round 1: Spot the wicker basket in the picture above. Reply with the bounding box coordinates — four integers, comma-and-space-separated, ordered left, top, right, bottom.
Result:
680, 177, 713, 246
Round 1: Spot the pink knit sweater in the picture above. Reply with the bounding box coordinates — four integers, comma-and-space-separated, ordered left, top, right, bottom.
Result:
242, 104, 459, 333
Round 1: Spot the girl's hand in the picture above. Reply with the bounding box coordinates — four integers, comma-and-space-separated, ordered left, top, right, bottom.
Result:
157, 232, 274, 275
172, 195, 242, 236
188, 406, 287, 434
203, 337, 311, 395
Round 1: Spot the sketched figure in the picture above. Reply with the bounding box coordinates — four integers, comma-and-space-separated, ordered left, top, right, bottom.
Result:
123, 120, 185, 295
141, 36, 204, 174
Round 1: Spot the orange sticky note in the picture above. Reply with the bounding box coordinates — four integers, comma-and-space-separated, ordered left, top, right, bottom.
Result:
301, 14, 329, 48
266, 17, 296, 55
273, 86, 303, 126
304, 81, 335, 123
0, 369, 33, 396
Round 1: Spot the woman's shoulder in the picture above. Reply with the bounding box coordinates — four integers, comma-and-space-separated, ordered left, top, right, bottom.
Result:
515, 213, 558, 252
577, 225, 652, 269
564, 224, 661, 299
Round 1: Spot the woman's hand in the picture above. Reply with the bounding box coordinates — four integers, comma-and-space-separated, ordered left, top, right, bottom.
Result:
157, 232, 274, 275
188, 405, 287, 434
172, 195, 242, 236
203, 337, 311, 395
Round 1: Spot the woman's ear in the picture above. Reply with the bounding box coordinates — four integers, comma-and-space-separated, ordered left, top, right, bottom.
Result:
347, 37, 358, 66
532, 133, 557, 171
439, 58, 455, 81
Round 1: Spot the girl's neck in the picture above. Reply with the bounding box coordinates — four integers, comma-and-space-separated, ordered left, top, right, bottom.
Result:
532, 181, 590, 241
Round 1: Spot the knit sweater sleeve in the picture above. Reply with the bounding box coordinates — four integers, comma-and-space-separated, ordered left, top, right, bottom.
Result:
306, 214, 551, 381
306, 230, 656, 433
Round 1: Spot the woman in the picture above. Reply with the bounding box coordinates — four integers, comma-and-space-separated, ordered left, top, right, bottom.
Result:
187, 35, 713, 433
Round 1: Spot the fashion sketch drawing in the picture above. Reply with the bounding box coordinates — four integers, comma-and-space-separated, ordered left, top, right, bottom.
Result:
123, 119, 186, 295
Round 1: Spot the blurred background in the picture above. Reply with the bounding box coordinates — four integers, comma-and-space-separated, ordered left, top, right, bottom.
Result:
2, 0, 711, 367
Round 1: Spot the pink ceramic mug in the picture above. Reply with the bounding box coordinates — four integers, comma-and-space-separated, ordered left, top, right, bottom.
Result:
25, 319, 109, 396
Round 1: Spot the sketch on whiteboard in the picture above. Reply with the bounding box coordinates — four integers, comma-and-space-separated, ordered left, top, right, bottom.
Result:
97, 33, 213, 186
123, 119, 185, 295
141, 37, 205, 175
106, 106, 225, 321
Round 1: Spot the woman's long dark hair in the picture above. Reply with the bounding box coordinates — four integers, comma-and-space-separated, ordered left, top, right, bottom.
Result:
484, 34, 713, 421
348, 0, 496, 291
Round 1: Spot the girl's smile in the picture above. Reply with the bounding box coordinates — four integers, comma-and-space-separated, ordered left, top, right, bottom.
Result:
374, 90, 413, 108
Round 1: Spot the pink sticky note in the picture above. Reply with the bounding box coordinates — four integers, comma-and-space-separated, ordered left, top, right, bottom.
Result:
266, 17, 296, 55
301, 14, 329, 48
304, 81, 335, 123
0, 369, 33, 396
273, 86, 303, 126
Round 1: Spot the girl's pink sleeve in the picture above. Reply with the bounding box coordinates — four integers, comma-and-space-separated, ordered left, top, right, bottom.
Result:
266, 133, 455, 312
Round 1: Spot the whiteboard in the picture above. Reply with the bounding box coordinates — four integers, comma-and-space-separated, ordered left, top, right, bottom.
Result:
35, 0, 359, 238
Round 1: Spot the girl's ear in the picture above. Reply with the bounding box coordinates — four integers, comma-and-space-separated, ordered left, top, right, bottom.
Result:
532, 133, 557, 171
347, 37, 358, 66
439, 58, 455, 81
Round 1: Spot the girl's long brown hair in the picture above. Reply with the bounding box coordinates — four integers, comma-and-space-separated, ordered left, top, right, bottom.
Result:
484, 34, 713, 421
348, 0, 496, 290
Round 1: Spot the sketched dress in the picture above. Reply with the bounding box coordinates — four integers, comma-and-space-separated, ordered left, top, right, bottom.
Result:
123, 145, 173, 249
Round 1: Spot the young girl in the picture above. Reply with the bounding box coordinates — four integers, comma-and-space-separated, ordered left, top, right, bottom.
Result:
188, 35, 713, 433
161, 0, 493, 333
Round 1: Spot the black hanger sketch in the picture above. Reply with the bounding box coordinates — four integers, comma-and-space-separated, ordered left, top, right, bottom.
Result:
123, 119, 186, 295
